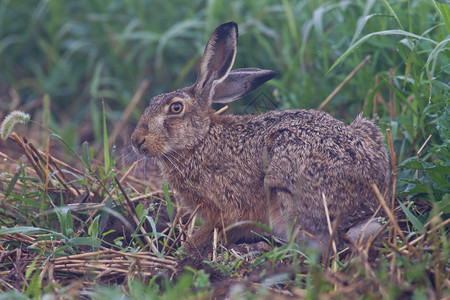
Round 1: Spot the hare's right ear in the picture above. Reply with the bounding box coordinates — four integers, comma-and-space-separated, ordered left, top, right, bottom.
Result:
194, 22, 238, 102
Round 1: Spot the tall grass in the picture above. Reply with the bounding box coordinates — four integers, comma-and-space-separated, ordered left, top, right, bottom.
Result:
0, 0, 449, 298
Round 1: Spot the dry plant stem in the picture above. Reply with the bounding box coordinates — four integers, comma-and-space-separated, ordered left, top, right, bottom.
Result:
386, 217, 450, 258
45, 135, 50, 194
188, 214, 196, 236
372, 184, 422, 259
42, 192, 163, 213
321, 193, 338, 274
416, 134, 432, 179
37, 149, 87, 178
213, 227, 218, 262
318, 55, 371, 110
10, 132, 46, 183
119, 159, 142, 183
161, 205, 183, 254
417, 134, 432, 157
28, 141, 79, 197
109, 79, 150, 148
221, 213, 227, 245
114, 175, 158, 253
50, 249, 176, 263
214, 105, 229, 115
165, 204, 201, 254
324, 214, 341, 281
386, 129, 397, 238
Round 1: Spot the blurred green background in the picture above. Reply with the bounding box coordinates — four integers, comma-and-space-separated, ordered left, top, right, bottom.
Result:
0, 0, 448, 161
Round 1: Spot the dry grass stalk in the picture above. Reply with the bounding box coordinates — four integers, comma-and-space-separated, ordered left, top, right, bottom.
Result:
214, 105, 229, 115
416, 134, 432, 179
108, 79, 150, 148
386, 216, 450, 259
166, 204, 201, 254
372, 184, 422, 259
114, 175, 158, 254
0, 233, 179, 285
10, 132, 47, 184
28, 141, 80, 198
321, 192, 338, 278
318, 55, 371, 110
119, 159, 143, 183
213, 227, 218, 262
386, 127, 399, 280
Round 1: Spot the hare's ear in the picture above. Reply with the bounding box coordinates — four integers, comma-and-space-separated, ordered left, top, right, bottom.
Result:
194, 22, 238, 101
212, 68, 276, 104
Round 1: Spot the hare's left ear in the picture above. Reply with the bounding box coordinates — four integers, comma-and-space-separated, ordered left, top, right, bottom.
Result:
211, 68, 276, 104
194, 22, 238, 103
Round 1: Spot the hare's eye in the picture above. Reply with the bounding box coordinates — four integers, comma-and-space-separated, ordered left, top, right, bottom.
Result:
169, 102, 183, 114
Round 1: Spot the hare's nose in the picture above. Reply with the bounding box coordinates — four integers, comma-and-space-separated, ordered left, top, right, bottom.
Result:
132, 135, 146, 149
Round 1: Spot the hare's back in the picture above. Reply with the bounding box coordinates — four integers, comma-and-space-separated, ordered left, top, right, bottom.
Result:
260, 108, 389, 196
260, 109, 380, 160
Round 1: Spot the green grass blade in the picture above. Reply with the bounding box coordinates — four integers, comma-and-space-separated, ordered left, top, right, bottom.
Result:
329, 30, 438, 72
432, 0, 450, 33
102, 100, 110, 174
381, 0, 404, 30
5, 166, 26, 198
351, 14, 382, 45
0, 226, 66, 239
68, 237, 101, 248
425, 37, 450, 80
163, 182, 173, 223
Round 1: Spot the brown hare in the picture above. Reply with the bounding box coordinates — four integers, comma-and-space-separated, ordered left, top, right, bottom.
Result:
131, 22, 390, 252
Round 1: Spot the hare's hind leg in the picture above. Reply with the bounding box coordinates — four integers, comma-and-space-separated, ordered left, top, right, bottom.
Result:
263, 142, 330, 250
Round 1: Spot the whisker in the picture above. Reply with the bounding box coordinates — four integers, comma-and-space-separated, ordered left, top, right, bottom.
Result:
162, 153, 196, 191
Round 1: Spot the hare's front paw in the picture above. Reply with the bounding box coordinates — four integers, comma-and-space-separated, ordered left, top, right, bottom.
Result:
183, 224, 215, 257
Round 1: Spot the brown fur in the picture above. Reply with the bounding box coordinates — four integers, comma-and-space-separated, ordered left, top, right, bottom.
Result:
131, 22, 390, 251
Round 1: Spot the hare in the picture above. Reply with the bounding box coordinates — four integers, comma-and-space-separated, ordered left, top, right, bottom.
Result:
131, 22, 390, 252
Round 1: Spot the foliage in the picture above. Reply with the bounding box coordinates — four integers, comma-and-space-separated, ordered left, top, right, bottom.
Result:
0, 0, 449, 299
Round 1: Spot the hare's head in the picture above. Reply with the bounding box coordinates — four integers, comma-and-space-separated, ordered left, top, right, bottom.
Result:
131, 22, 275, 157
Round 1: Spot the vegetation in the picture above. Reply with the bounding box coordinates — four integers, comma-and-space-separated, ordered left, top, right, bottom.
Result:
0, 0, 448, 299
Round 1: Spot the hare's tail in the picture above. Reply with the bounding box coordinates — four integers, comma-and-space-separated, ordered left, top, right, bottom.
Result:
350, 114, 384, 145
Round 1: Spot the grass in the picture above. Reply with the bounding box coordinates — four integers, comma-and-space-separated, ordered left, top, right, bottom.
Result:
0, 0, 449, 299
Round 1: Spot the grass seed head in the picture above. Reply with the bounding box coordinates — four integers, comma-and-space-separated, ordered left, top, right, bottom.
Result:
1, 111, 31, 140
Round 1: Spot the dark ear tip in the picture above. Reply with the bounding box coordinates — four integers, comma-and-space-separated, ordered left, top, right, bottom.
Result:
267, 70, 277, 79
215, 22, 238, 36
261, 69, 277, 81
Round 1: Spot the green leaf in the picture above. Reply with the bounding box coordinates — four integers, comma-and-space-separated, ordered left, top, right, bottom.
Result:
5, 165, 26, 198
68, 237, 101, 247
398, 200, 424, 232
25, 255, 40, 280
163, 182, 174, 223
145, 216, 160, 254
351, 13, 383, 45
424, 163, 450, 189
438, 105, 449, 140
0, 226, 65, 239
398, 157, 423, 170
136, 203, 144, 220
82, 141, 91, 169
401, 179, 431, 194
426, 37, 450, 81
89, 215, 100, 238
